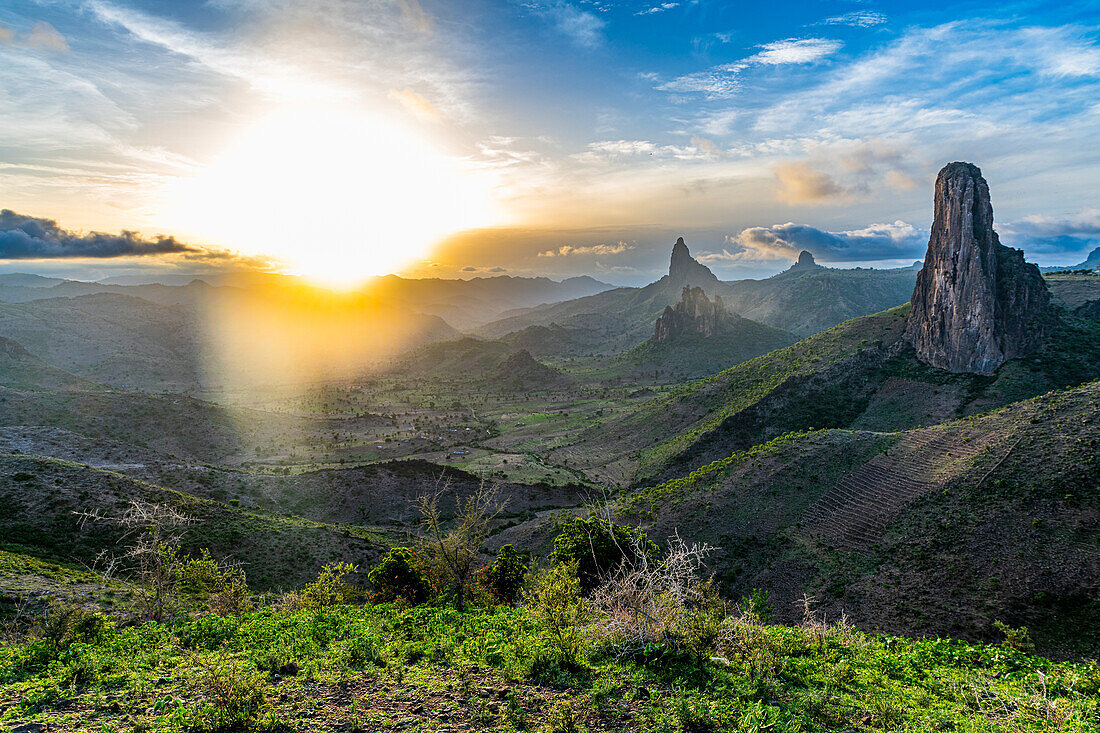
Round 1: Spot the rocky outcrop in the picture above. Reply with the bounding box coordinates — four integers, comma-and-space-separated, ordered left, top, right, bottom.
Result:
788, 250, 821, 271
668, 237, 720, 290
905, 162, 1049, 375
654, 286, 729, 342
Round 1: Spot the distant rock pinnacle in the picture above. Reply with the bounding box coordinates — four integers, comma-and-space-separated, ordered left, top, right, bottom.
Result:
654, 286, 728, 342
789, 250, 821, 271
905, 162, 1049, 375
668, 236, 720, 290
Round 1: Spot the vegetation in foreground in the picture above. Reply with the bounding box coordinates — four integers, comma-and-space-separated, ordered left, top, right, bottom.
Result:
3, 500, 1098, 733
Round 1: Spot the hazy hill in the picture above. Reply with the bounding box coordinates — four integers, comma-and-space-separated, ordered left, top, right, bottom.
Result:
477, 243, 922, 350
0, 454, 383, 589
0, 336, 95, 391
491, 349, 571, 392
715, 252, 919, 337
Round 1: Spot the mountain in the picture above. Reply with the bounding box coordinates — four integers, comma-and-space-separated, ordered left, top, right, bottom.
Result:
617, 287, 797, 380
491, 349, 570, 392
0, 336, 94, 391
477, 239, 921, 350
1040, 245, 1100, 272
668, 236, 720, 290
905, 162, 1049, 374
551, 167, 1100, 486
715, 252, 918, 338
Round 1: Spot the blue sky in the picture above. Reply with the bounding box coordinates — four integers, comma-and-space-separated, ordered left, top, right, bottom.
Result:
1, 0, 1099, 284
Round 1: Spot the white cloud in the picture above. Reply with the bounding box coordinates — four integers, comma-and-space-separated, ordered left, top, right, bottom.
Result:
538, 241, 636, 257
750, 37, 842, 65
822, 12, 887, 28
637, 3, 679, 16
656, 36, 841, 99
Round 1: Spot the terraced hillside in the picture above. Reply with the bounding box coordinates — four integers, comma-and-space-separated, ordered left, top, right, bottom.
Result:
613, 382, 1099, 657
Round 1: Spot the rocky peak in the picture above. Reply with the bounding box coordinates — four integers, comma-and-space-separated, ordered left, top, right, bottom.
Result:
654, 286, 729, 342
668, 236, 720, 290
904, 162, 1049, 375
787, 250, 822, 272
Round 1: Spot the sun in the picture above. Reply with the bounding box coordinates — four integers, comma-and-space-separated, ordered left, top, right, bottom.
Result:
169, 106, 500, 287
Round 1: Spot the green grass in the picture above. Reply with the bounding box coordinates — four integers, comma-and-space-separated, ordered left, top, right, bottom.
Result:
2, 603, 1097, 732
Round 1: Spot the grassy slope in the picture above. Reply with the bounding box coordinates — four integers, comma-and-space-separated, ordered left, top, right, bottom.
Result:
0, 455, 385, 590
716, 265, 918, 337
616, 314, 798, 381
579, 303, 1100, 486
2, 603, 1098, 732
580, 305, 911, 483
619, 381, 1100, 658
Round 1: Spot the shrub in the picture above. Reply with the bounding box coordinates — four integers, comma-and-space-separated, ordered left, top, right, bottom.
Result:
33, 601, 112, 655
368, 547, 429, 604
524, 561, 594, 669
298, 562, 359, 610
416, 481, 504, 609
994, 620, 1035, 653
175, 549, 251, 616
590, 534, 717, 660
550, 517, 658, 592
738, 588, 773, 624
185, 652, 269, 731
485, 544, 530, 604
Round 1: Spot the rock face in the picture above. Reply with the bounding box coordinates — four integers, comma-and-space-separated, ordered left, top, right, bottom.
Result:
790, 250, 820, 270
668, 237, 720, 290
654, 286, 729, 342
905, 162, 1049, 375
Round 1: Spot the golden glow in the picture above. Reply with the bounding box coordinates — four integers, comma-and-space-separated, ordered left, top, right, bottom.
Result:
169, 106, 500, 287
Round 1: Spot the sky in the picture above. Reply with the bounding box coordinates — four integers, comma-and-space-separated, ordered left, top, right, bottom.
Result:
1, 0, 1099, 286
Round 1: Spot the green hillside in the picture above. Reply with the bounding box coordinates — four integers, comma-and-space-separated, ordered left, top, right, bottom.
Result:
615, 381, 1099, 658
0, 455, 384, 590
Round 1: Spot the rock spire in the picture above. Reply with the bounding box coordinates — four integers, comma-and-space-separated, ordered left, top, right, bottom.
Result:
905, 162, 1049, 374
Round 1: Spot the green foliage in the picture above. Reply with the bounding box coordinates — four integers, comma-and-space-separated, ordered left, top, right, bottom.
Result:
184, 652, 269, 732
297, 562, 359, 610
32, 601, 112, 654
523, 561, 594, 675
550, 517, 658, 591
995, 620, 1036, 653
175, 549, 251, 616
367, 547, 429, 604
485, 544, 530, 604
738, 588, 773, 624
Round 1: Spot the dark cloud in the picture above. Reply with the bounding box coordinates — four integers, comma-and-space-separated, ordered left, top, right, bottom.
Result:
1001, 211, 1100, 259
461, 265, 477, 272
0, 209, 196, 259
489, 266, 506, 272
698, 221, 927, 264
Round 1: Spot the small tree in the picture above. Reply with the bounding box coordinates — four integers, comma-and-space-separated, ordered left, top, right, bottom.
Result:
524, 560, 593, 666
368, 547, 429, 604
416, 480, 504, 610
298, 562, 358, 610
485, 544, 530, 604
77, 500, 194, 621
550, 516, 658, 592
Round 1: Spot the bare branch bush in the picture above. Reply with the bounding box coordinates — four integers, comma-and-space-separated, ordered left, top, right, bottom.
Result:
415, 478, 505, 609
590, 532, 718, 658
